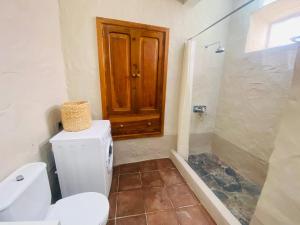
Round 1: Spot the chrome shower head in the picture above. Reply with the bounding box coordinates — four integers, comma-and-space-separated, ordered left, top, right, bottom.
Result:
215, 46, 225, 53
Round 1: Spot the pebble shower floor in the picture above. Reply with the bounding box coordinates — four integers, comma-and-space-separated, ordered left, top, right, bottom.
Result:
188, 153, 262, 225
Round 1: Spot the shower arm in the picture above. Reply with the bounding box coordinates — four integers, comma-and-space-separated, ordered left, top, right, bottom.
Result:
205, 41, 220, 49
187, 0, 255, 41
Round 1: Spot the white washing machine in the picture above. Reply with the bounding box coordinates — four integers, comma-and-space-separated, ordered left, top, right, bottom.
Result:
50, 120, 113, 198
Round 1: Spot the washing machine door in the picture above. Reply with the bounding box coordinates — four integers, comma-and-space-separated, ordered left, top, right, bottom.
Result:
105, 138, 113, 195
107, 139, 113, 173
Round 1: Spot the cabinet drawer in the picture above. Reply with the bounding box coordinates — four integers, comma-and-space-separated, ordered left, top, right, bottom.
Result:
111, 119, 161, 138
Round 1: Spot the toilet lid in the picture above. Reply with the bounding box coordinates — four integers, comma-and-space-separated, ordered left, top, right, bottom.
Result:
46, 192, 109, 225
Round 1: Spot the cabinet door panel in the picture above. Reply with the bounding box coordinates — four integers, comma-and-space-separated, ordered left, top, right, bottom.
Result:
136, 31, 165, 114
103, 26, 133, 115
97, 18, 169, 139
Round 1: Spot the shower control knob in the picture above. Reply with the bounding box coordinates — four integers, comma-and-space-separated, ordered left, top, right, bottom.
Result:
193, 105, 207, 113
16, 175, 24, 181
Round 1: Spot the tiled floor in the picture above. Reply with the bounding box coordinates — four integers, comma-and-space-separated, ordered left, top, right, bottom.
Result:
108, 158, 216, 225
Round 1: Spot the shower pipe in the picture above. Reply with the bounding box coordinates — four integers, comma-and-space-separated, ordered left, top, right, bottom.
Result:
187, 0, 256, 41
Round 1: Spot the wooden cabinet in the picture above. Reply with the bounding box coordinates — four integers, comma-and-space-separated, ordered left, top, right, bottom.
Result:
96, 18, 169, 139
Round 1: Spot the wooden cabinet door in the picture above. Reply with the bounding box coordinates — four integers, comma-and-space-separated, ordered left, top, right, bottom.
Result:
97, 18, 169, 139
101, 25, 134, 116
135, 30, 166, 115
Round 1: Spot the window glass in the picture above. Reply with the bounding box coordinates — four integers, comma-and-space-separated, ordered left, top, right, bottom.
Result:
263, 0, 277, 6
268, 16, 300, 48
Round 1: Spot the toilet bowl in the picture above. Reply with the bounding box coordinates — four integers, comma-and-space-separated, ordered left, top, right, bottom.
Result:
46, 192, 108, 225
0, 163, 109, 225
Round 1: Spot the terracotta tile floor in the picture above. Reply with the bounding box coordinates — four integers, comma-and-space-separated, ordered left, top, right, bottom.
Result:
108, 158, 216, 225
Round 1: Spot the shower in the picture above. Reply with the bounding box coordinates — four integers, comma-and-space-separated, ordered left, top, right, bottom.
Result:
204, 41, 225, 53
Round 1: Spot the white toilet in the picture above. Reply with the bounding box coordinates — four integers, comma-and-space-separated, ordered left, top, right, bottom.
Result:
0, 162, 109, 225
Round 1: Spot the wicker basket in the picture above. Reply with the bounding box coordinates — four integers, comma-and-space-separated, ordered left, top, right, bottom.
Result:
61, 101, 92, 132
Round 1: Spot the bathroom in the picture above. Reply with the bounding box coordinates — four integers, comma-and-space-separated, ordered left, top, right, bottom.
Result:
1, 0, 300, 224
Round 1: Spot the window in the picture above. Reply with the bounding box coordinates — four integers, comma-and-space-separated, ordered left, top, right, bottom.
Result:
246, 0, 300, 52
263, 0, 277, 6
268, 15, 300, 48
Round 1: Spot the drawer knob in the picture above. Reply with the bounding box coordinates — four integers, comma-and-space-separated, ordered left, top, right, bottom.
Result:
120, 124, 124, 128
147, 122, 152, 126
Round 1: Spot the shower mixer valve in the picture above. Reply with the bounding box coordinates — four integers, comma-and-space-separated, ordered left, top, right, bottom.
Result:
193, 105, 207, 114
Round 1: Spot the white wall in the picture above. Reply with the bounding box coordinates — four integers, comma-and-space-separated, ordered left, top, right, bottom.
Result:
188, 4, 232, 154
58, 0, 234, 164
0, 0, 68, 182
190, 16, 231, 136
251, 47, 300, 225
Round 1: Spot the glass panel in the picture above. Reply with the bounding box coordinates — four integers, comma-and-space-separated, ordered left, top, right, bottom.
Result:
186, 1, 297, 224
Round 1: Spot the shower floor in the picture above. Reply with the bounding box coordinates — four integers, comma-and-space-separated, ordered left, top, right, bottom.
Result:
188, 153, 261, 225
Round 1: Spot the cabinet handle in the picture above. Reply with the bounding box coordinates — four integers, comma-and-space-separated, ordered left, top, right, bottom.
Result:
147, 122, 152, 126
120, 124, 124, 128
136, 73, 141, 78
132, 74, 137, 78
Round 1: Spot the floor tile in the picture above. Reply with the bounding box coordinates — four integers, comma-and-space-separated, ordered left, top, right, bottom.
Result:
119, 162, 140, 174
141, 171, 163, 187
147, 210, 179, 225
159, 168, 184, 186
107, 219, 115, 225
111, 176, 119, 193
116, 215, 147, 225
140, 160, 158, 172
176, 205, 216, 225
117, 189, 145, 217
156, 158, 175, 170
115, 159, 216, 225
109, 193, 117, 219
119, 173, 142, 191
143, 187, 172, 212
167, 183, 198, 208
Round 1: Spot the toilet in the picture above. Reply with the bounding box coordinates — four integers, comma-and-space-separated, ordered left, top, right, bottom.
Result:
0, 162, 109, 225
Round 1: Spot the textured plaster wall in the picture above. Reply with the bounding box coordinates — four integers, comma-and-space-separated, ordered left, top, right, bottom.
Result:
251, 48, 300, 225
212, 134, 268, 185
0, 0, 68, 186
188, 5, 232, 155
58, 0, 234, 163
190, 16, 231, 136
213, 0, 297, 180
114, 135, 177, 165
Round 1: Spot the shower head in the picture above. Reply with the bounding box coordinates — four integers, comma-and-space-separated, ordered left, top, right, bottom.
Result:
205, 41, 225, 54
215, 46, 225, 53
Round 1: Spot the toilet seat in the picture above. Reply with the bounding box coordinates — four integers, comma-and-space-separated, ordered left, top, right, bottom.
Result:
46, 192, 109, 225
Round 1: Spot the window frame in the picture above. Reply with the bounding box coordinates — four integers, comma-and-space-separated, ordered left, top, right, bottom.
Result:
266, 12, 300, 48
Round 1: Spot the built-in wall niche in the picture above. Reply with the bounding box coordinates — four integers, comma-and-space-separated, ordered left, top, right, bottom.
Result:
246, 0, 300, 52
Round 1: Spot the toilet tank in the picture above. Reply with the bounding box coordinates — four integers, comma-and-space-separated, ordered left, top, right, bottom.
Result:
0, 163, 51, 221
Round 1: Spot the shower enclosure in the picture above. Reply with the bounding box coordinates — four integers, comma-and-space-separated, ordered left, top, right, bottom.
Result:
176, 0, 299, 224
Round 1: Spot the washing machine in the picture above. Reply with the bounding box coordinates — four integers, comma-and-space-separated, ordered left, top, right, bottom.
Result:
50, 120, 113, 198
